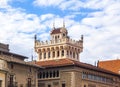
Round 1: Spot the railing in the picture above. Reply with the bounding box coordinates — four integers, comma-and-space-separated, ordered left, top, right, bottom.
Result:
36, 38, 83, 47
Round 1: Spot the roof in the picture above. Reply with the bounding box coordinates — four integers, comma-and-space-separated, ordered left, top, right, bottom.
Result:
0, 50, 28, 59
36, 58, 120, 77
51, 28, 61, 34
98, 59, 120, 74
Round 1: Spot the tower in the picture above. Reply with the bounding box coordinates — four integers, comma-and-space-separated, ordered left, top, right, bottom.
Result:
34, 23, 83, 61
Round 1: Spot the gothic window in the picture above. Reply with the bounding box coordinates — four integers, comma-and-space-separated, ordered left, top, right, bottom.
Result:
57, 51, 59, 57
62, 50, 64, 56
48, 52, 50, 58
44, 53, 46, 59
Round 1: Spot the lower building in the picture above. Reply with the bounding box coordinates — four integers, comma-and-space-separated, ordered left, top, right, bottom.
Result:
36, 59, 120, 87
0, 59, 8, 87
0, 43, 41, 87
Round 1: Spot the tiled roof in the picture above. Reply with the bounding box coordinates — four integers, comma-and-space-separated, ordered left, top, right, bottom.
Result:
98, 59, 120, 74
36, 58, 120, 77
51, 28, 61, 34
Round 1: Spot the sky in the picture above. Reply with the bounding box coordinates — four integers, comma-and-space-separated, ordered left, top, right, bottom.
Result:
0, 0, 120, 64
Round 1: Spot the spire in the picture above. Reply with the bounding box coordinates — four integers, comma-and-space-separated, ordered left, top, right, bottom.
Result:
34, 34, 37, 41
81, 35, 83, 41
53, 21, 55, 30
63, 20, 65, 28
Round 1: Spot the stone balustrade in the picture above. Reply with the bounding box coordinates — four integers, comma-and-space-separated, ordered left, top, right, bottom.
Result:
35, 38, 83, 47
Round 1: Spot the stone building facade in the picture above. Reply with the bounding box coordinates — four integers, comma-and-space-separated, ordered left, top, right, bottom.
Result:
34, 24, 120, 87
0, 43, 41, 87
0, 59, 8, 87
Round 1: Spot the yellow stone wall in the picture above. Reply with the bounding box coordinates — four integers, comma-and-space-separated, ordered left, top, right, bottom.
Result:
0, 71, 6, 87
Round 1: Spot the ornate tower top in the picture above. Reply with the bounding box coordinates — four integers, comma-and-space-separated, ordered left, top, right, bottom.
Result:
34, 23, 83, 61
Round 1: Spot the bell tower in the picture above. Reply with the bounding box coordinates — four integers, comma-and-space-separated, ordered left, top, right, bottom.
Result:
34, 22, 83, 61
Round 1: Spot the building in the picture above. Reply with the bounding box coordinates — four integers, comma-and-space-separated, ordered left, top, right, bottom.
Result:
98, 59, 120, 74
34, 24, 120, 87
0, 59, 8, 87
0, 43, 41, 87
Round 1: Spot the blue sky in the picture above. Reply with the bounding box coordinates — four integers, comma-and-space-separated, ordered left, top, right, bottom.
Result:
0, 0, 120, 64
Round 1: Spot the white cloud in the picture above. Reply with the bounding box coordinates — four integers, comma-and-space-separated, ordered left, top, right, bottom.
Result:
33, 0, 64, 7
0, 0, 120, 64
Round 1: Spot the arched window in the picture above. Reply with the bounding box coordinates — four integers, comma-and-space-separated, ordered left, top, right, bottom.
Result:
46, 72, 49, 78
67, 51, 69, 56
44, 53, 46, 59
43, 72, 45, 78
48, 52, 50, 58
53, 71, 56, 77
53, 51, 55, 58
39, 53, 42, 59
73, 52, 75, 58
62, 50, 64, 56
57, 51, 59, 57
70, 51, 72, 57
56, 70, 59, 77
50, 71, 52, 78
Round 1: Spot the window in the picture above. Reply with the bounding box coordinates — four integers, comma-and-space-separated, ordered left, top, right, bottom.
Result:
84, 85, 86, 87
48, 84, 51, 87
53, 71, 56, 77
53, 51, 55, 58
44, 53, 46, 59
67, 51, 69, 56
0, 80, 2, 87
11, 63, 14, 69
57, 51, 59, 57
73, 52, 75, 58
62, 83, 65, 87
39, 53, 42, 59
27, 78, 32, 87
48, 52, 50, 58
62, 50, 64, 56
38, 70, 59, 79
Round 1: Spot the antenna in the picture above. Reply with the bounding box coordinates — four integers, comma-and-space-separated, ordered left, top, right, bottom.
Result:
52, 20, 55, 30
31, 48, 34, 61
63, 20, 65, 28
